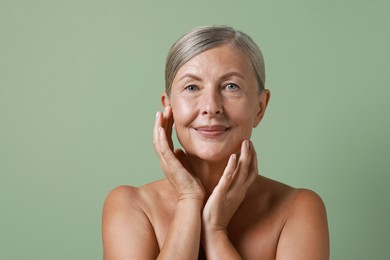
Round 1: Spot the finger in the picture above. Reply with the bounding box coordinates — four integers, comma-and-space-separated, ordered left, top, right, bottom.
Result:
158, 127, 181, 170
153, 108, 174, 157
153, 111, 163, 154
175, 149, 193, 174
162, 106, 169, 130
245, 141, 259, 188
163, 106, 174, 150
232, 140, 251, 185
214, 154, 237, 194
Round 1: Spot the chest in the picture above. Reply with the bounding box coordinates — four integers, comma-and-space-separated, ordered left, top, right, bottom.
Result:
151, 202, 285, 259
228, 207, 285, 259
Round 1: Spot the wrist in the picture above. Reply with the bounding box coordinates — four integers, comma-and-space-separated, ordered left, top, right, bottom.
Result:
202, 224, 228, 241
202, 222, 228, 247
177, 197, 204, 210
202, 228, 242, 259
178, 190, 205, 204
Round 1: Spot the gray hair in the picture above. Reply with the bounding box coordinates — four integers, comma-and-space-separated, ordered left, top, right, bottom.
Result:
165, 25, 265, 96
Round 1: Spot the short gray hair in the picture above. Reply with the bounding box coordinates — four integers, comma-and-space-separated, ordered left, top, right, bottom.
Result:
165, 25, 265, 96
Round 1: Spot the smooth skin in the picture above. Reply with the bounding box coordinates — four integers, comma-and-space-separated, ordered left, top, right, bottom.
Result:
102, 45, 329, 259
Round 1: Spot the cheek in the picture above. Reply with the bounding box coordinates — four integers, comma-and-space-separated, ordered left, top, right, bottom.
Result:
171, 98, 197, 128
226, 102, 256, 127
171, 101, 196, 150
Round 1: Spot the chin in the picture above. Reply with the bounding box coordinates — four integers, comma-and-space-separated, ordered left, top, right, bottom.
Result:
195, 152, 228, 162
185, 143, 241, 163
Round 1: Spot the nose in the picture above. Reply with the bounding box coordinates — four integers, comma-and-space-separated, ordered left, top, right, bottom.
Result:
200, 89, 223, 117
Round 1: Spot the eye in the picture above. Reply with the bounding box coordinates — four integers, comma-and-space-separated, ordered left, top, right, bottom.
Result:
185, 85, 198, 92
225, 83, 239, 91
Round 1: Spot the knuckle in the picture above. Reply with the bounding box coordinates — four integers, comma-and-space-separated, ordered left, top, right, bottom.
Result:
160, 149, 168, 157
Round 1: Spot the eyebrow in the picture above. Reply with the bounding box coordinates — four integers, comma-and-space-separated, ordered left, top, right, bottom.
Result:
177, 73, 202, 82
178, 71, 245, 82
220, 71, 245, 81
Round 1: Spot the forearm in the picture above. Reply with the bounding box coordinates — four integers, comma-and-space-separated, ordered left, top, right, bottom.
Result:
157, 200, 203, 260
202, 229, 242, 260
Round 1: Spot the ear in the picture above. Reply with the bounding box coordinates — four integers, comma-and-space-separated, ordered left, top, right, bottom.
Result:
161, 92, 171, 108
253, 89, 271, 128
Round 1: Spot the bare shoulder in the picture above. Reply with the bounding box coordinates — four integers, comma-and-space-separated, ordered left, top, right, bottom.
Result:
231, 177, 329, 259
276, 187, 330, 260
103, 185, 141, 209
252, 177, 330, 259
288, 188, 327, 214
102, 184, 153, 218
102, 180, 169, 260
103, 179, 171, 212
252, 177, 326, 215
251, 176, 297, 208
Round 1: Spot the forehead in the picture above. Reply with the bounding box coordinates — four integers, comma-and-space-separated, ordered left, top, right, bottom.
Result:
175, 44, 253, 77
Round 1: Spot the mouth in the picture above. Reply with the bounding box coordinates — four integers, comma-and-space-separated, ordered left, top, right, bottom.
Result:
194, 125, 231, 137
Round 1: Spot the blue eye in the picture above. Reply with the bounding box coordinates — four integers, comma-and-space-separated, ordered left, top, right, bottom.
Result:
225, 83, 238, 91
185, 85, 198, 92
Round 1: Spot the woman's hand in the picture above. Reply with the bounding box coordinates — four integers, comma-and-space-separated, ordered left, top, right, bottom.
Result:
202, 140, 258, 233
200, 140, 258, 259
153, 106, 205, 202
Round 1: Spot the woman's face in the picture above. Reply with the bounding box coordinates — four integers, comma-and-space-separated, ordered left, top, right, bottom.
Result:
162, 44, 269, 162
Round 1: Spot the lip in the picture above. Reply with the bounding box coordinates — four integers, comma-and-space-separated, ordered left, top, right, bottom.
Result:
194, 125, 230, 138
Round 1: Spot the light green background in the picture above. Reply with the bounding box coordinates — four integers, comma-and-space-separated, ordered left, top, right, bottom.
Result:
1, 0, 389, 259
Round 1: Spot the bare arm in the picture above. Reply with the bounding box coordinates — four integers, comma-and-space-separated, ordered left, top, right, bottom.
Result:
102, 186, 204, 260
102, 186, 159, 260
157, 200, 203, 260
102, 186, 203, 260
276, 189, 330, 260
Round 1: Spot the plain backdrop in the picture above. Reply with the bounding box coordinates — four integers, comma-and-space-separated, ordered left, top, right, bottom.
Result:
1, 0, 389, 259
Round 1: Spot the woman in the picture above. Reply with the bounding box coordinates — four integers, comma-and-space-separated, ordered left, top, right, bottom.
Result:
102, 26, 329, 259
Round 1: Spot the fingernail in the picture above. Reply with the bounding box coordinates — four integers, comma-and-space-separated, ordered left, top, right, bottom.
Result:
156, 111, 159, 118
245, 140, 250, 150
231, 154, 236, 161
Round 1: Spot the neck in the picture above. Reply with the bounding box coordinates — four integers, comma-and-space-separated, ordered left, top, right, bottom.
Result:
187, 155, 229, 196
